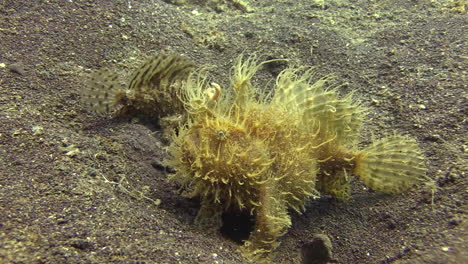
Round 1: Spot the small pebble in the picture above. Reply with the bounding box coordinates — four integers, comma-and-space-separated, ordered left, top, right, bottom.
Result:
441, 246, 453, 252
8, 63, 25, 75
301, 234, 334, 264
32, 126, 44, 136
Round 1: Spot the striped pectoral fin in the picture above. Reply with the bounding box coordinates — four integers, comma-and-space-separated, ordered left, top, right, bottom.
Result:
240, 181, 291, 263
194, 197, 223, 230
354, 135, 429, 193
320, 170, 351, 201
82, 69, 125, 114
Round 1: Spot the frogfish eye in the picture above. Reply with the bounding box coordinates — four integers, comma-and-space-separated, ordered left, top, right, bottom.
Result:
216, 130, 227, 140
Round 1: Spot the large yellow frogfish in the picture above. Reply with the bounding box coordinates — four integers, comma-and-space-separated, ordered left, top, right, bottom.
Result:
82, 53, 433, 263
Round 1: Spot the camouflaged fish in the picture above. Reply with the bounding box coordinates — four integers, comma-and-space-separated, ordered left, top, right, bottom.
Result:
81, 53, 195, 125
81, 53, 434, 263
164, 55, 434, 263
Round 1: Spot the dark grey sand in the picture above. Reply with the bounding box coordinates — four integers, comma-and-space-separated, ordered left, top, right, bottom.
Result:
0, 1, 466, 263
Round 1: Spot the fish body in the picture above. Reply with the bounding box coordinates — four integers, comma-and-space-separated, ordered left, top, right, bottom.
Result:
82, 53, 432, 263
165, 55, 432, 263
82, 53, 194, 121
